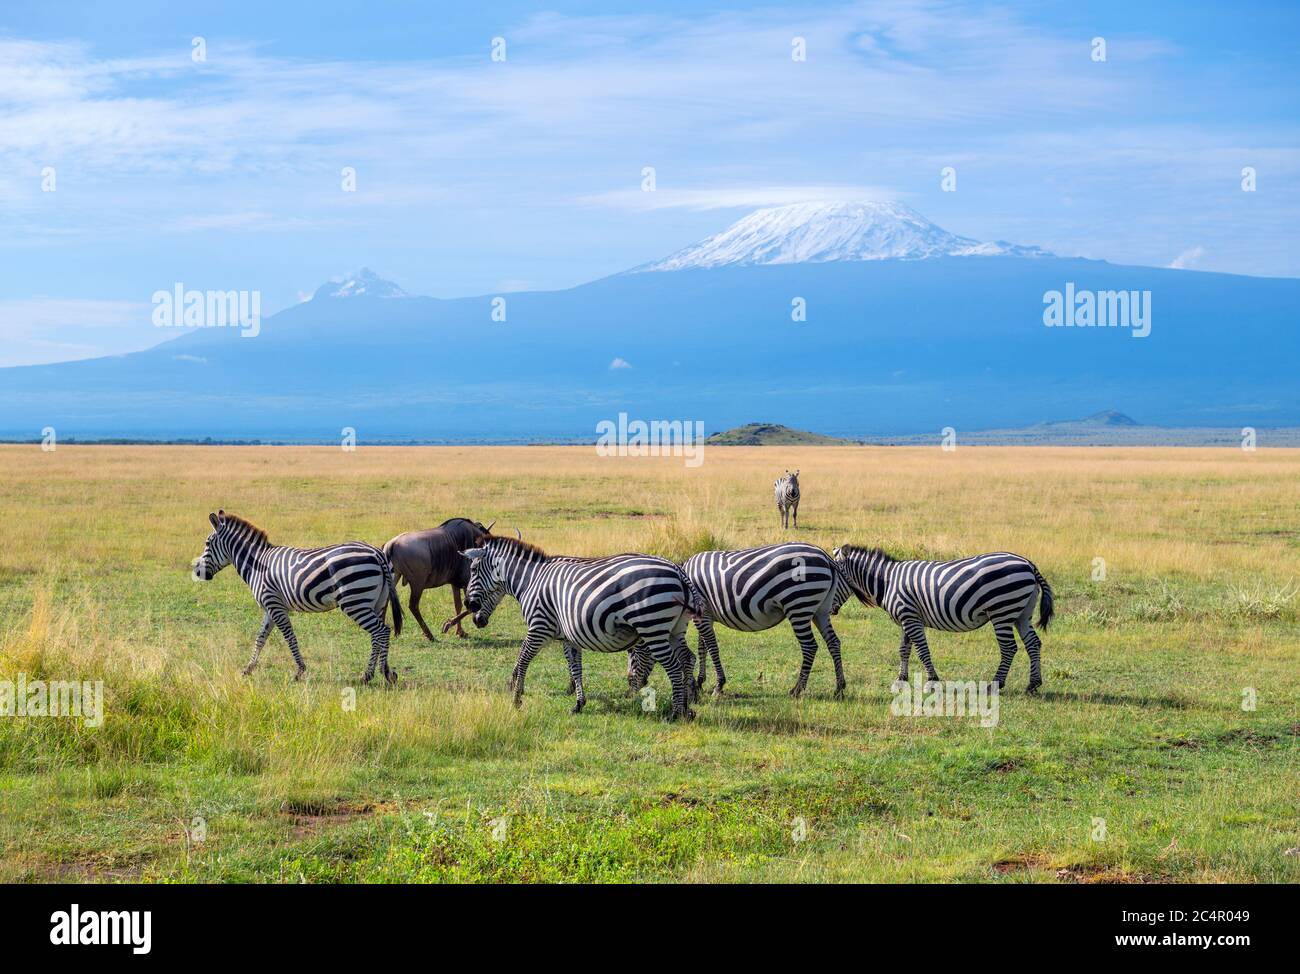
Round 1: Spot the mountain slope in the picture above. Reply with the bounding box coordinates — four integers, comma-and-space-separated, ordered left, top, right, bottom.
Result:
0, 204, 1296, 441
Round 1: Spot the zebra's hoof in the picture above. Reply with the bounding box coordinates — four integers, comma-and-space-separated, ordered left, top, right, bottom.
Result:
294, 667, 307, 682
240, 666, 255, 677
788, 685, 805, 698
385, 670, 398, 686
571, 700, 585, 714
512, 694, 524, 710
891, 679, 908, 691
834, 685, 846, 700
1026, 681, 1042, 696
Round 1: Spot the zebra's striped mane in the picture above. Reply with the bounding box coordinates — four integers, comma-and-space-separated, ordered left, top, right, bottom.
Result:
221, 513, 269, 546
495, 537, 548, 562
839, 544, 896, 563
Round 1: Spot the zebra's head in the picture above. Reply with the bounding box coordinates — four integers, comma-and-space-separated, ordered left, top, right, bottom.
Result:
831, 544, 884, 608
194, 510, 232, 581
462, 538, 510, 628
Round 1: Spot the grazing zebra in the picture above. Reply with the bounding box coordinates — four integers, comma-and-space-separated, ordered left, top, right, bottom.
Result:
194, 510, 403, 684
629, 542, 852, 698
462, 535, 699, 720
833, 545, 1054, 694
774, 470, 801, 528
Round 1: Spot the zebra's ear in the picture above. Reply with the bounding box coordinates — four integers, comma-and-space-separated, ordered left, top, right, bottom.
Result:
209, 512, 219, 530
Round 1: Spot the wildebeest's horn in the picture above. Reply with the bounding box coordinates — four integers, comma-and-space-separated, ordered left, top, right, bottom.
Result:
514, 528, 522, 540
463, 547, 485, 560
485, 520, 496, 533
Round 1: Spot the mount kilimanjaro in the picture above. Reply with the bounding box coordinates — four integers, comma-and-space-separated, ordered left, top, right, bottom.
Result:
0, 202, 1296, 441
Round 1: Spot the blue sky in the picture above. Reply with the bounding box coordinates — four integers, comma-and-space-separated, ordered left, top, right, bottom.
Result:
1, 0, 1297, 365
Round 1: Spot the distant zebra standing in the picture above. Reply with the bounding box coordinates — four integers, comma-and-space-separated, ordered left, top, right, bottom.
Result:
462, 535, 699, 720
774, 469, 801, 528
833, 545, 1053, 693
631, 542, 852, 698
194, 510, 403, 683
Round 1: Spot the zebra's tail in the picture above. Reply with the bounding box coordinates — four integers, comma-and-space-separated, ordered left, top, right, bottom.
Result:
1031, 562, 1054, 631
381, 554, 404, 637
673, 566, 708, 621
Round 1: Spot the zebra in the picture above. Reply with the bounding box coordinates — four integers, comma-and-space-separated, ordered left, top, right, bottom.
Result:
832, 545, 1054, 694
774, 469, 801, 528
629, 542, 852, 699
194, 510, 403, 684
462, 534, 699, 720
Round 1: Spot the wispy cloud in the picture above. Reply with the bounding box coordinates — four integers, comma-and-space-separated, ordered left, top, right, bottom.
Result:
1168, 246, 1205, 270
0, 0, 1296, 313
0, 298, 153, 366
580, 184, 899, 211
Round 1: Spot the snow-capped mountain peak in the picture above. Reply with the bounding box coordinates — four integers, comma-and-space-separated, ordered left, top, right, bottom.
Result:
313, 268, 408, 300
636, 200, 1050, 271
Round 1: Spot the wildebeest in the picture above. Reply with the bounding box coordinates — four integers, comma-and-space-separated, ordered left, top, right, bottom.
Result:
382, 518, 493, 640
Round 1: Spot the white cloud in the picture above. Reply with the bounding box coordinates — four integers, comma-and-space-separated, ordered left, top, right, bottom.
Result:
609, 357, 632, 370
1168, 246, 1205, 270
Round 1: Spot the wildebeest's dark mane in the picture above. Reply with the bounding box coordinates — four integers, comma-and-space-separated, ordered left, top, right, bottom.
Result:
438, 517, 491, 551
839, 544, 896, 563
220, 513, 268, 545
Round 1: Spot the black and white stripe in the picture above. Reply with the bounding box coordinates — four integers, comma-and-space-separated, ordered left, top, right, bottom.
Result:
195, 510, 403, 683
463, 536, 699, 719
634, 542, 852, 698
774, 469, 801, 528
833, 545, 1054, 693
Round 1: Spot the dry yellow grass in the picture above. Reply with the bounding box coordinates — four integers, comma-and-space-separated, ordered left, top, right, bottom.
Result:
0, 444, 1296, 883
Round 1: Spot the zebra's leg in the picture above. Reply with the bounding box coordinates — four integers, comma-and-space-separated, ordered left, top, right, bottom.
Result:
407, 586, 436, 642
645, 637, 693, 721
694, 617, 726, 695
904, 619, 939, 687
788, 616, 820, 697
508, 633, 546, 707
347, 605, 395, 685
271, 609, 307, 680
242, 612, 273, 676
1015, 611, 1044, 695
992, 622, 1019, 690
814, 612, 846, 699
672, 631, 699, 704
629, 643, 654, 692
563, 643, 586, 713
895, 630, 912, 685
792, 498, 799, 528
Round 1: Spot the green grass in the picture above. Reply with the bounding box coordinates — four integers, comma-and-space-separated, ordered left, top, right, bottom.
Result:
0, 445, 1296, 883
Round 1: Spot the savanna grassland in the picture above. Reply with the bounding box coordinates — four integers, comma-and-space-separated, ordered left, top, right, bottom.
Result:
0, 444, 1296, 883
